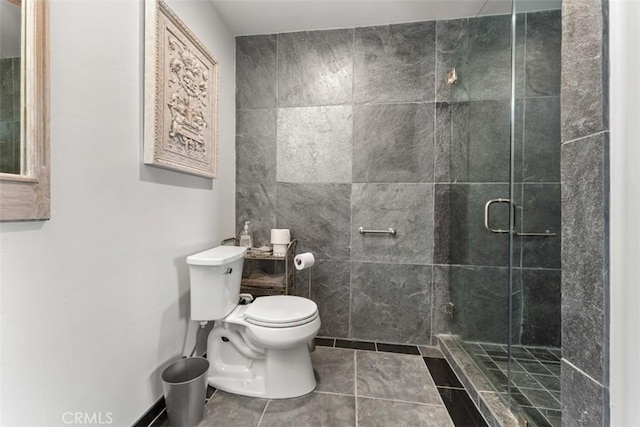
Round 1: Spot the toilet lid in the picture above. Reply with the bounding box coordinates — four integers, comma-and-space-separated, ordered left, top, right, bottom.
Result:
244, 295, 318, 327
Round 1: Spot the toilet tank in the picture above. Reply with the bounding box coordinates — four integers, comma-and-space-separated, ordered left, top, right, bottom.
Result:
186, 246, 247, 321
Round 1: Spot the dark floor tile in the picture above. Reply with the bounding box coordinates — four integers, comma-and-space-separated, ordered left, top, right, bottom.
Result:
528, 347, 561, 362
480, 359, 501, 371
376, 342, 420, 355
518, 360, 554, 375
424, 357, 464, 388
149, 410, 167, 427
531, 373, 561, 392
206, 386, 216, 400
480, 343, 507, 354
487, 354, 509, 362
520, 406, 553, 427
509, 390, 534, 408
520, 388, 561, 410
315, 337, 336, 347
133, 398, 165, 427
509, 346, 535, 360
545, 363, 561, 376
438, 387, 489, 427
541, 409, 562, 427
335, 339, 376, 351
485, 350, 509, 359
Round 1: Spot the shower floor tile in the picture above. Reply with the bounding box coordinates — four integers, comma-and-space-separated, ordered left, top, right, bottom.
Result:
466, 342, 562, 427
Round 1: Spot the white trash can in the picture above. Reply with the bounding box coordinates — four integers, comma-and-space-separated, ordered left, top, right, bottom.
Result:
161, 357, 209, 427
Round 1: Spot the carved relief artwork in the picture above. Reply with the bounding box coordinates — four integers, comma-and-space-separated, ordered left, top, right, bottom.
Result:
144, 0, 218, 178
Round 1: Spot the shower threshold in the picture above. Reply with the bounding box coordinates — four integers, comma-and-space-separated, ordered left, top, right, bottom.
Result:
438, 334, 562, 427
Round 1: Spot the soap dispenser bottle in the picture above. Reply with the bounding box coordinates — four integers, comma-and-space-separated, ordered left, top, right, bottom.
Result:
239, 221, 253, 250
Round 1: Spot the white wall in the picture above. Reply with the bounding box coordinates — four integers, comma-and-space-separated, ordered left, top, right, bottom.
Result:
0, 0, 235, 425
610, 0, 640, 424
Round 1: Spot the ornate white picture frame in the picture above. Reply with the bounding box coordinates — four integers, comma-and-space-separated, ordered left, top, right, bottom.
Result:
144, 0, 218, 179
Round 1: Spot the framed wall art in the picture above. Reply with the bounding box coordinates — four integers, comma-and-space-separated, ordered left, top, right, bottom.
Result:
144, 0, 218, 179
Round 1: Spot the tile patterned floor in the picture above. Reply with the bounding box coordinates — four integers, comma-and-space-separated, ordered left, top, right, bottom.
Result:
144, 340, 487, 427
464, 342, 562, 427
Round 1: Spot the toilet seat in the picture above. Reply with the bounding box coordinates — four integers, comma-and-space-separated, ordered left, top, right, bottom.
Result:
244, 295, 318, 328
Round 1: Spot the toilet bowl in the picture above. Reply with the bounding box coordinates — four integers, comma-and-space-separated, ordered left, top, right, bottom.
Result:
186, 246, 321, 399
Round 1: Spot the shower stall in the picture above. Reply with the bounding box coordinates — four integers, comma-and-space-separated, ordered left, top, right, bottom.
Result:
439, 2, 562, 426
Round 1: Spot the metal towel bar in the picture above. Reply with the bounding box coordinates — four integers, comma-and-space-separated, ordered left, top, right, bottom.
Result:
358, 227, 396, 235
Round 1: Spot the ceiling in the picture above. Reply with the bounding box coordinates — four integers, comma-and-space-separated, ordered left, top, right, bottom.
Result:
209, 0, 561, 36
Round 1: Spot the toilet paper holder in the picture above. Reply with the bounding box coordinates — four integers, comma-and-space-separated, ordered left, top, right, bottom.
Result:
358, 226, 396, 235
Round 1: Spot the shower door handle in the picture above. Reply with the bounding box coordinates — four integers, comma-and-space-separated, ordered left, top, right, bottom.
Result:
484, 198, 557, 237
484, 198, 515, 234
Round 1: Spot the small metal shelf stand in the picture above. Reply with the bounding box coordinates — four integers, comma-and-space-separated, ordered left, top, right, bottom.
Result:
221, 238, 298, 297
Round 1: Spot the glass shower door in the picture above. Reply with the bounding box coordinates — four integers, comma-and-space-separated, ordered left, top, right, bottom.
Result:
442, 2, 562, 425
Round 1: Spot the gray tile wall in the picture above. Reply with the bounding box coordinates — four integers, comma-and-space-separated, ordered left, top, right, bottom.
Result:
236, 11, 562, 348
0, 57, 20, 174
560, 0, 610, 424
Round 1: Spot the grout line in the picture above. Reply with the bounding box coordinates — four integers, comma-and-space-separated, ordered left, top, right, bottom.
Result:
256, 400, 270, 427
357, 395, 451, 408
315, 390, 356, 397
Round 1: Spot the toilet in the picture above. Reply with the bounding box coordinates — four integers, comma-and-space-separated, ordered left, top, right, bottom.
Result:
186, 245, 321, 399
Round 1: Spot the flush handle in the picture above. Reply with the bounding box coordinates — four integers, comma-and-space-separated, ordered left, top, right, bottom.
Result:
223, 268, 233, 275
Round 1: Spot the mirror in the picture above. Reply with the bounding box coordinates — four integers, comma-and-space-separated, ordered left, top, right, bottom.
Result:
0, 0, 49, 221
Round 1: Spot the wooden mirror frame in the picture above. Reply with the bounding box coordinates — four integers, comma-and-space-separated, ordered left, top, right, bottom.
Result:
0, 0, 49, 221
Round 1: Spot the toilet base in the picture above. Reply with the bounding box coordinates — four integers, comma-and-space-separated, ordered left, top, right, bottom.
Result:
206, 325, 317, 399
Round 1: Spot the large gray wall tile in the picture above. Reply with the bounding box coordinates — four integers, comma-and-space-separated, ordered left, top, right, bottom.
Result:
449, 266, 513, 343
277, 106, 352, 183
236, 183, 276, 246
525, 10, 562, 97
236, 35, 277, 109
518, 183, 562, 269
435, 102, 452, 183
467, 15, 511, 101
309, 260, 351, 338
521, 97, 561, 183
519, 268, 561, 347
561, 0, 608, 142
561, 360, 605, 427
433, 184, 451, 265
449, 100, 511, 183
354, 22, 436, 104
466, 100, 511, 182
353, 103, 435, 183
236, 109, 276, 184
278, 29, 353, 107
449, 183, 510, 266
562, 134, 606, 381
432, 265, 452, 345
276, 183, 351, 260
436, 18, 469, 102
561, 134, 606, 382
351, 262, 432, 344
351, 183, 434, 265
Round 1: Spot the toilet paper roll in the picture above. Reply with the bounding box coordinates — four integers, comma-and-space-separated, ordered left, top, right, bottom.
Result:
273, 243, 288, 257
271, 229, 291, 244
294, 252, 315, 271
